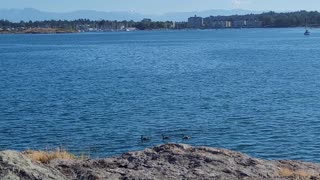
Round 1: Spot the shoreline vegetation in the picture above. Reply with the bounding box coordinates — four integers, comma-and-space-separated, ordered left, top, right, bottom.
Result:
1, 10, 320, 34
1, 144, 320, 179
23, 148, 78, 164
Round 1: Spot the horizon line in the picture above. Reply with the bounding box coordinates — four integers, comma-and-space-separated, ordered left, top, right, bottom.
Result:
2, 7, 317, 15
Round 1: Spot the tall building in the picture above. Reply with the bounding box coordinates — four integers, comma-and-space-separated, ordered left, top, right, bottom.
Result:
188, 15, 203, 29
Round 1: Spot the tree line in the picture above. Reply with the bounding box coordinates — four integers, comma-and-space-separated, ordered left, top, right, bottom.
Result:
0, 19, 175, 31
206, 11, 320, 27
1, 10, 320, 30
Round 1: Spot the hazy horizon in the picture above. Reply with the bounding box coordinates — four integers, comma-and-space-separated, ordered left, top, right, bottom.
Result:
0, 7, 264, 15
2, 0, 320, 14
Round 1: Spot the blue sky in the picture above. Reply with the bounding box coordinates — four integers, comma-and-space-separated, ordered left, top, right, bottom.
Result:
2, 0, 320, 14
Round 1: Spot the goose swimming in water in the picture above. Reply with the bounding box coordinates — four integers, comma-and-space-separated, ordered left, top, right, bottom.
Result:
141, 135, 151, 141
162, 134, 170, 140
182, 135, 191, 140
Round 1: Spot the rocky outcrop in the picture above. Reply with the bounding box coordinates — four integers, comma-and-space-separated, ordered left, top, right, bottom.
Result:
0, 150, 67, 180
0, 28, 76, 34
1, 144, 320, 180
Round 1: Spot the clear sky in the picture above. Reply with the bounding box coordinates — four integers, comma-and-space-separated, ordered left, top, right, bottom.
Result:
2, 0, 320, 14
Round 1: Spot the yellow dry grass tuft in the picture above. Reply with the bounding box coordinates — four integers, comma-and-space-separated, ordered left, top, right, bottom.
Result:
279, 168, 316, 179
23, 148, 77, 164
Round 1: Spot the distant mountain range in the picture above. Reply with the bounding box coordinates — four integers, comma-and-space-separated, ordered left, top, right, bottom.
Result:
0, 8, 262, 22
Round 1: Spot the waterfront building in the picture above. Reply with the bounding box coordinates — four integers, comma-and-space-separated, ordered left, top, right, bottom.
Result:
171, 22, 176, 29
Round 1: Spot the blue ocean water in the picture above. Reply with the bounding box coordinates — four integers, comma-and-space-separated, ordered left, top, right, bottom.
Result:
1, 28, 320, 161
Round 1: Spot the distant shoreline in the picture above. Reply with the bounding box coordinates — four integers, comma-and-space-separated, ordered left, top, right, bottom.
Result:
0, 28, 76, 34
0, 27, 315, 35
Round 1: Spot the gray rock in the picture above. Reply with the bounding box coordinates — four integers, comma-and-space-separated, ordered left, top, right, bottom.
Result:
0, 150, 67, 180
1, 144, 320, 180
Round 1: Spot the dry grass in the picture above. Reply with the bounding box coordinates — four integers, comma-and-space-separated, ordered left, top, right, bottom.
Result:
23, 148, 77, 164
279, 168, 316, 179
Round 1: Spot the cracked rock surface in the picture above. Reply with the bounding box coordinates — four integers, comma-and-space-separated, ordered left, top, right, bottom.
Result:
1, 144, 320, 180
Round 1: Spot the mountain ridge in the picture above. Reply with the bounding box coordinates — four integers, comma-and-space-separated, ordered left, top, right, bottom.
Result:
0, 8, 262, 22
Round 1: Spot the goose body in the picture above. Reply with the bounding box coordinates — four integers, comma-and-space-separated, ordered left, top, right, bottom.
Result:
162, 134, 170, 140
141, 135, 151, 141
182, 135, 191, 140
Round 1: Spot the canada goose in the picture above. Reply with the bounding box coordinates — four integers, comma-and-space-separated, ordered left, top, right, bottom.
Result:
182, 135, 191, 140
162, 134, 170, 140
141, 135, 151, 141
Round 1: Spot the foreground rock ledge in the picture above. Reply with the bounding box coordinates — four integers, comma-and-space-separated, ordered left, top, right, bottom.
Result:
1, 144, 320, 180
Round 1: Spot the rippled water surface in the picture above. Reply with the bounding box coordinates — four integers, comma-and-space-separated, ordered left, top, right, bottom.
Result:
1, 29, 320, 161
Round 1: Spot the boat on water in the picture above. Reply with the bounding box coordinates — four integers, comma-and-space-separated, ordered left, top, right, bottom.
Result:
304, 18, 310, 36
304, 29, 310, 36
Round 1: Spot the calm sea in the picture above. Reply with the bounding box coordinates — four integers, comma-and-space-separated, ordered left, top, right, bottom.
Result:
1, 29, 320, 161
